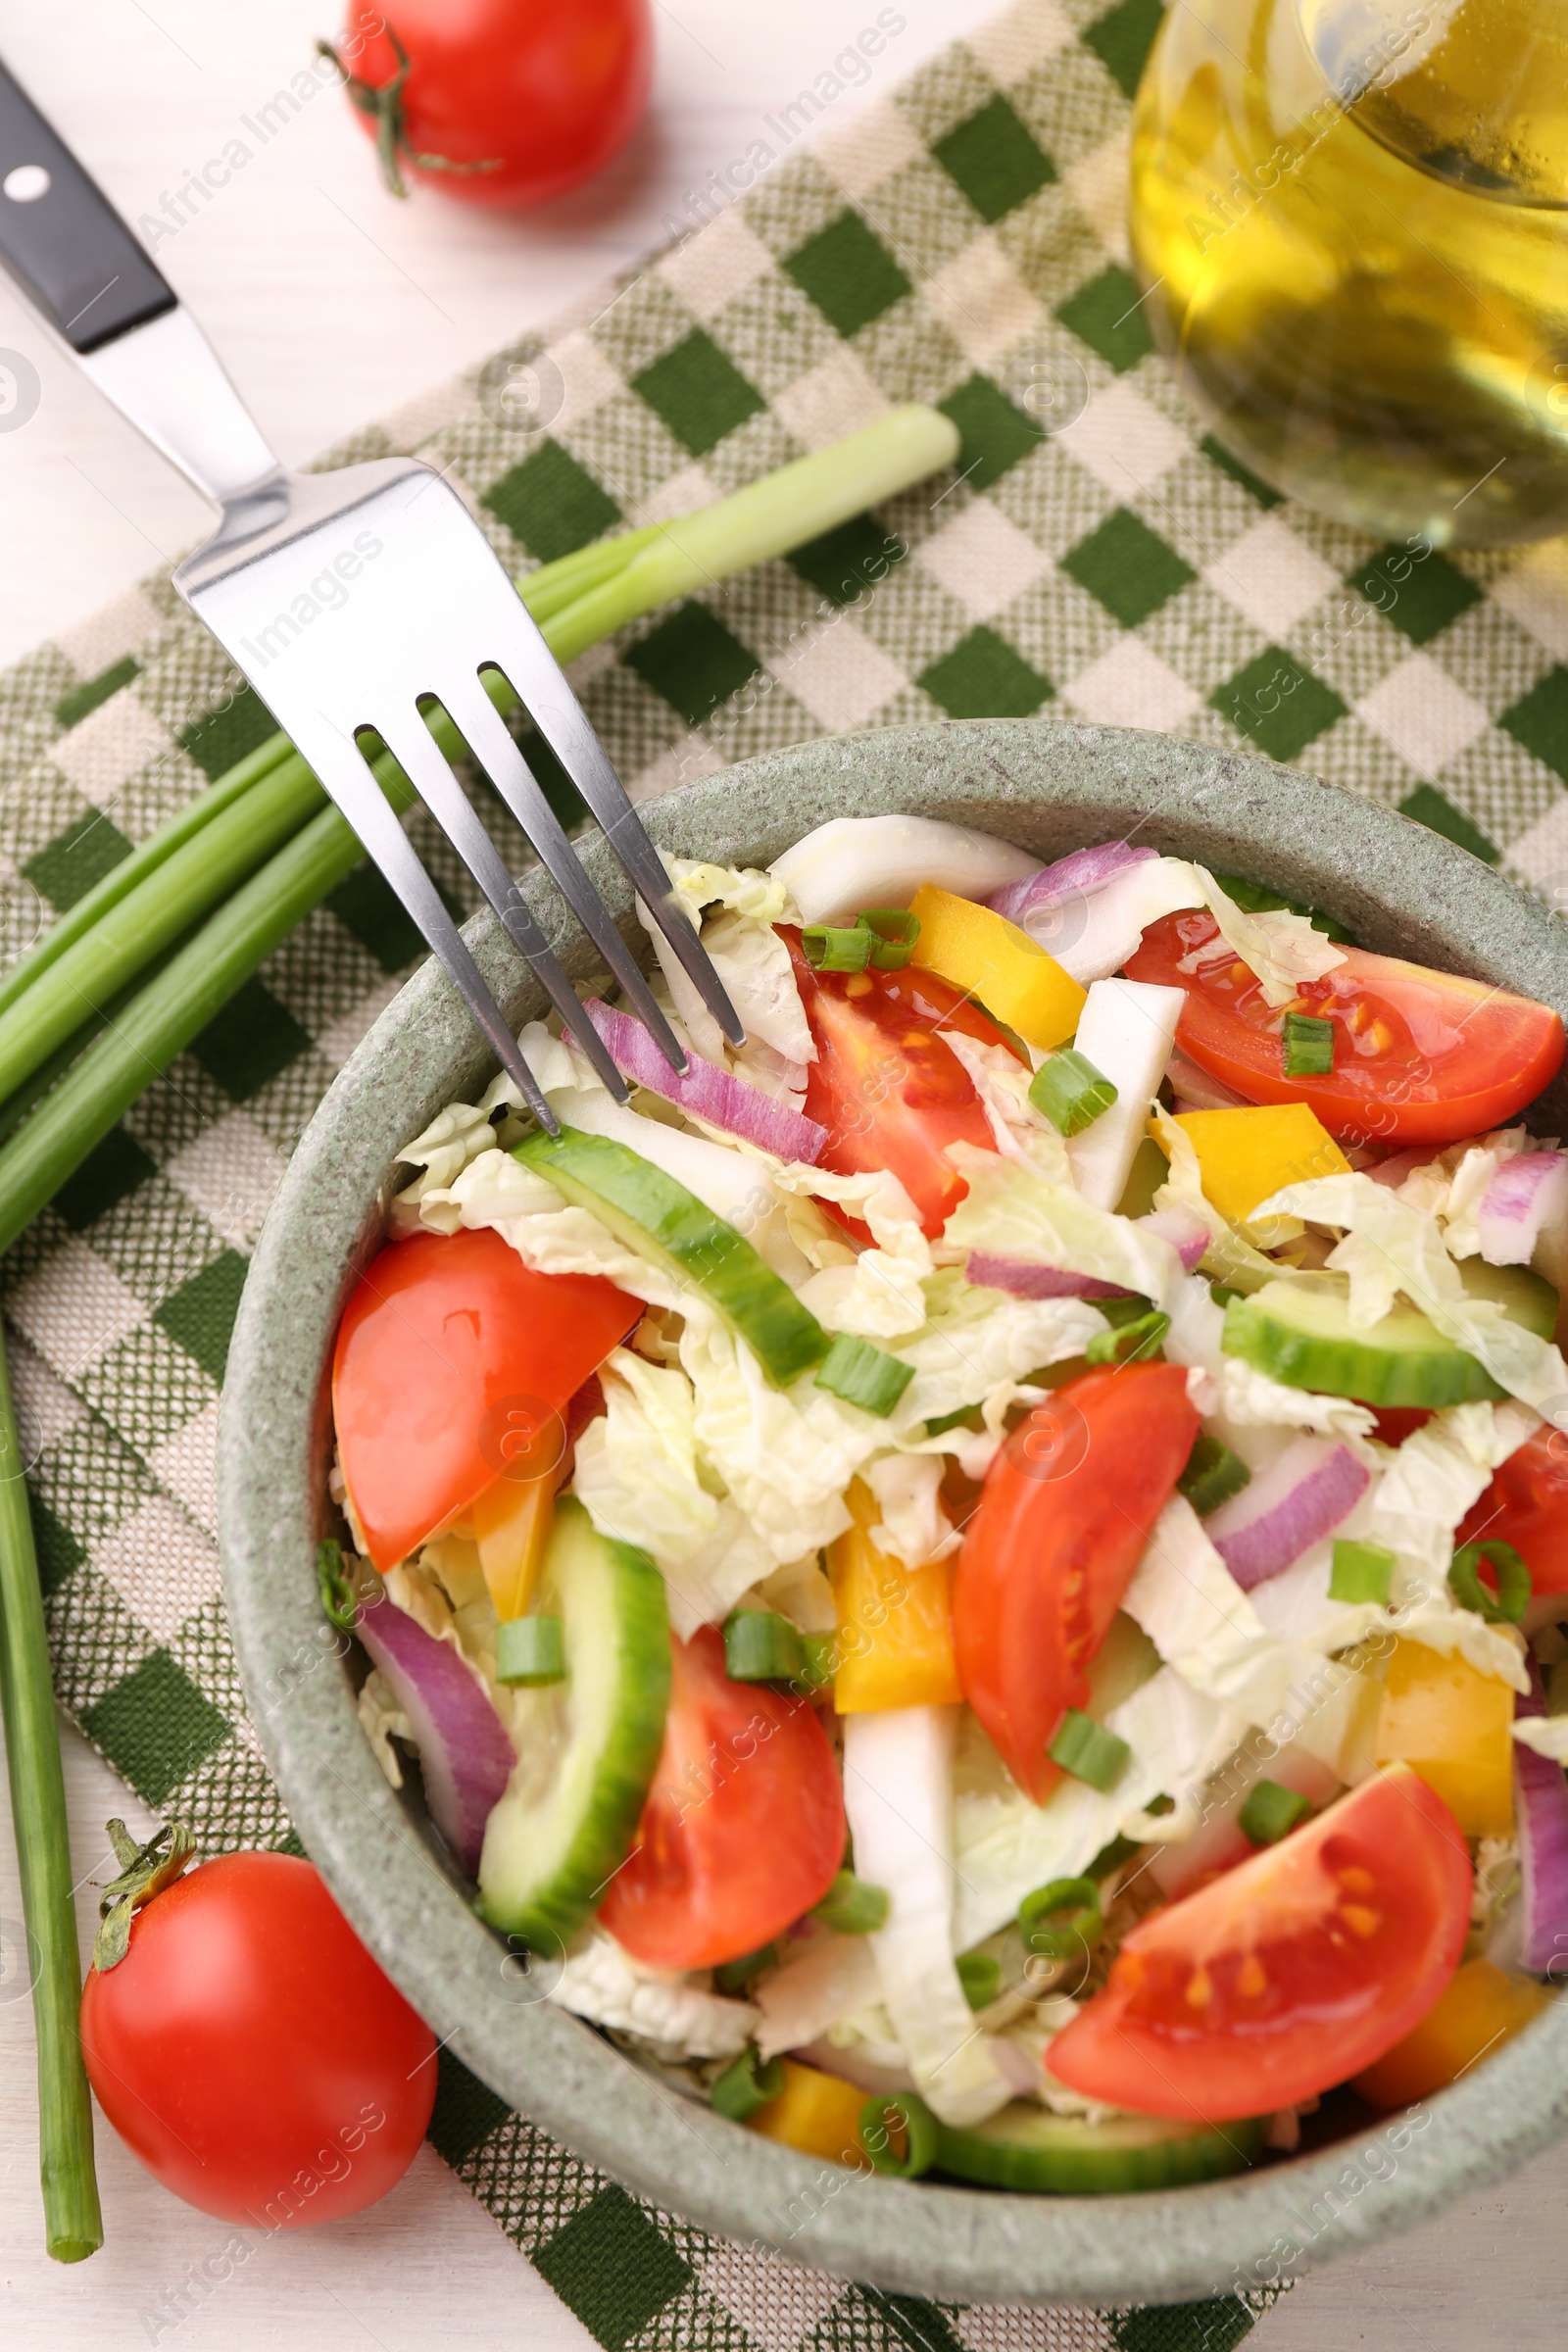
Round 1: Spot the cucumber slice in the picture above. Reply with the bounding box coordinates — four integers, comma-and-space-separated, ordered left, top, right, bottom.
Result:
515, 1124, 827, 1385
935, 2103, 1264, 2193
1223, 1261, 1558, 1407
477, 1497, 669, 1950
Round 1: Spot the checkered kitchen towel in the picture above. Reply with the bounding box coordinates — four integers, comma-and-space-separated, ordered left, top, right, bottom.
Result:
13, 0, 1568, 2335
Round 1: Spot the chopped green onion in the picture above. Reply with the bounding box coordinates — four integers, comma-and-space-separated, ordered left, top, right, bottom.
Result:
810, 1869, 890, 1936
722, 1609, 807, 1684
713, 1943, 778, 1995
956, 1952, 1001, 2011
1238, 1779, 1313, 1845
1086, 1308, 1170, 1366
1330, 1538, 1396, 1605
923, 1402, 980, 1439
1048, 1709, 1131, 1791
1085, 1831, 1143, 1879
859, 2090, 938, 2178
1028, 1048, 1119, 1137
710, 2048, 785, 2121
813, 1334, 914, 1417
1018, 1876, 1102, 1962
1449, 1538, 1532, 1626
1282, 1011, 1335, 1077
1209, 1284, 1245, 1308
856, 908, 920, 970
1097, 1294, 1157, 1327
1177, 1434, 1251, 1517
0, 1326, 103, 2260
802, 923, 874, 972
317, 1537, 359, 1631
496, 1616, 566, 1686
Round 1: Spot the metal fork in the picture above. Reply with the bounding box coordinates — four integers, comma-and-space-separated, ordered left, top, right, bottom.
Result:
0, 59, 743, 1130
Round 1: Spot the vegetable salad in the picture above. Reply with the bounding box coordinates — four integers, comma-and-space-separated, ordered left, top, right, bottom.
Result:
327, 812, 1568, 2194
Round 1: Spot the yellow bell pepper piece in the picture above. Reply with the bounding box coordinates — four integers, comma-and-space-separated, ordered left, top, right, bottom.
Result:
830, 1481, 961, 1712
746, 2059, 869, 2166
1166, 1104, 1349, 1228
1372, 1639, 1516, 1838
1351, 1959, 1550, 2109
907, 884, 1085, 1050
472, 1473, 555, 1623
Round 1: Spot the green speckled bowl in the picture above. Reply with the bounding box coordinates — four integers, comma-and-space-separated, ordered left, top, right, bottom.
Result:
220, 720, 1568, 2305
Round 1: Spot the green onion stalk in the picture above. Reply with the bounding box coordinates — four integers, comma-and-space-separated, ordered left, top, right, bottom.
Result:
0, 406, 959, 2258
0, 1323, 103, 2260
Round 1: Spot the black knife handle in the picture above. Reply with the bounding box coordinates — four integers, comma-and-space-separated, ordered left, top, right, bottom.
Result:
0, 57, 174, 352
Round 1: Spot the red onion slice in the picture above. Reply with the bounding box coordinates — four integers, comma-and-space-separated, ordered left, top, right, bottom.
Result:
967, 1209, 1204, 1303
966, 1251, 1134, 1301
1478, 1152, 1568, 1268
1205, 1436, 1370, 1591
585, 998, 827, 1165
988, 842, 1157, 927
1515, 1663, 1568, 1975
1136, 1204, 1209, 1272
356, 1591, 514, 1875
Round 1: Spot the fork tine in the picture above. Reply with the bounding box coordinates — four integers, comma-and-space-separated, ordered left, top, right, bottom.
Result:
482, 601, 747, 1048
437, 675, 691, 1074
283, 714, 561, 1132
372, 707, 631, 1102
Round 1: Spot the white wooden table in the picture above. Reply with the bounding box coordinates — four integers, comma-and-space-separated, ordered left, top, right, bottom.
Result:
1, 4, 1563, 2342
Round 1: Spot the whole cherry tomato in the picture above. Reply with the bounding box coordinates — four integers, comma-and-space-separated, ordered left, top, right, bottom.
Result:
81, 1849, 436, 2226
333, 1, 654, 208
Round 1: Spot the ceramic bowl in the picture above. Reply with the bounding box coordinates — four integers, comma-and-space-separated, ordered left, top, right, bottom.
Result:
220, 718, 1568, 2306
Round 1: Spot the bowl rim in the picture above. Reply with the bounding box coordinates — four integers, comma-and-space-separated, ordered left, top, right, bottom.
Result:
220, 717, 1568, 2307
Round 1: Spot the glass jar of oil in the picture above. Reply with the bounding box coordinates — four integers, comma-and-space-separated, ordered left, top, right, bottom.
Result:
1130, 0, 1568, 544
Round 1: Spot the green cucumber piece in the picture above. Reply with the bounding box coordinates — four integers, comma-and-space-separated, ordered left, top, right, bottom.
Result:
1222, 1260, 1558, 1407
935, 2103, 1264, 2193
477, 1497, 669, 1949
514, 1123, 827, 1385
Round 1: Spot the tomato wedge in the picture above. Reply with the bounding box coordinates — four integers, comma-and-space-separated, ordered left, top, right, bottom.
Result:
1456, 1422, 1568, 1599
1048, 1766, 1473, 2121
783, 927, 1020, 1238
953, 1365, 1200, 1802
598, 1625, 845, 1969
333, 1227, 637, 1571
1126, 910, 1565, 1147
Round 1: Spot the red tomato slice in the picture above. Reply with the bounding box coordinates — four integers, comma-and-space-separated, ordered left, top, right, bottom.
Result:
953, 1366, 1200, 1802
1126, 910, 1565, 1147
1457, 1422, 1568, 1597
598, 1625, 845, 1969
1048, 1766, 1473, 2121
783, 927, 1019, 1239
333, 1227, 637, 1571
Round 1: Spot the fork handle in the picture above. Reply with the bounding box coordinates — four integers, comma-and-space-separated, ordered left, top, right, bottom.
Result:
0, 54, 280, 504
0, 57, 173, 351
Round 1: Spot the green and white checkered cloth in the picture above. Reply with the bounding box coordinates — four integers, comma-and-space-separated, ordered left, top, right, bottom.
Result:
12, 0, 1568, 2334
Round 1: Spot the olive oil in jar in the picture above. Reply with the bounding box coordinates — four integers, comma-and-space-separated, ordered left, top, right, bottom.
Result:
1129, 0, 1568, 545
